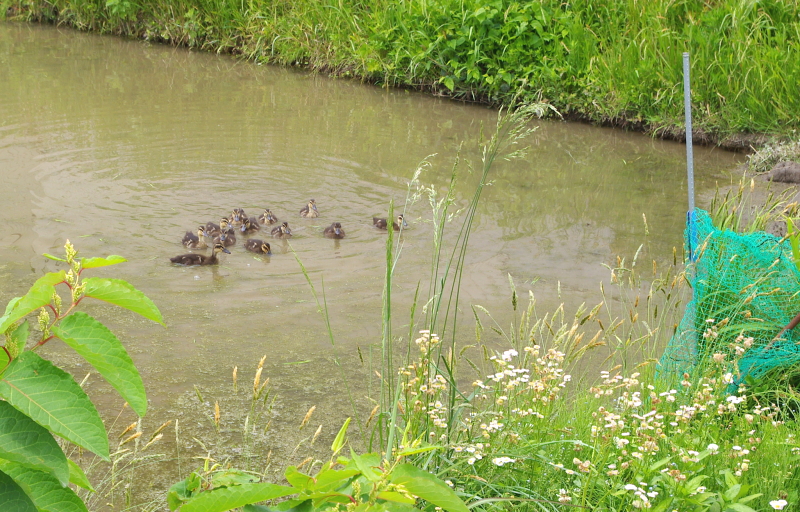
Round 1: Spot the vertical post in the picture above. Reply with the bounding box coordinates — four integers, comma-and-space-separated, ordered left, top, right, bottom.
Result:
683, 52, 696, 260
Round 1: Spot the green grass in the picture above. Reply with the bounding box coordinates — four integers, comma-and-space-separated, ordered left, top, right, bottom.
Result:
3, 0, 800, 139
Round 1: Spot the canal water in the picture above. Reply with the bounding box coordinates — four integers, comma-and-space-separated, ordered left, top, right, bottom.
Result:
0, 21, 744, 506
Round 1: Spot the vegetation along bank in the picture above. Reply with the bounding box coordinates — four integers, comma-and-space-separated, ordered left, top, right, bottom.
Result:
3, 0, 800, 147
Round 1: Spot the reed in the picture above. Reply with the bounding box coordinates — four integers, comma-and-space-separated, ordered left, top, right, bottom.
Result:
4, 0, 800, 138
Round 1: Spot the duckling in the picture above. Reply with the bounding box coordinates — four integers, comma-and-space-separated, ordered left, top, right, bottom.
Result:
244, 239, 272, 254
229, 208, 247, 226
271, 222, 293, 239
299, 199, 319, 218
240, 217, 260, 235
259, 208, 278, 225
182, 226, 208, 249
206, 218, 231, 238
323, 222, 345, 239
170, 242, 230, 266
215, 232, 236, 247
373, 214, 407, 231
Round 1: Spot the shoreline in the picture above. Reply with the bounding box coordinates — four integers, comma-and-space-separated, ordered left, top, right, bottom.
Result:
4, 0, 799, 151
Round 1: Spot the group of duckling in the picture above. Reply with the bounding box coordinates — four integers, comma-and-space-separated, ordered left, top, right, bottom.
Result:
170, 199, 408, 266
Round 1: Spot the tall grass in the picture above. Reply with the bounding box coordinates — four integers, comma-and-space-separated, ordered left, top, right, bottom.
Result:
4, 0, 800, 138
368, 107, 800, 509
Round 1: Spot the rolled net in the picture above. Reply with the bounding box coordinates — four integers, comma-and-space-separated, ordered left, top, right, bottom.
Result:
659, 209, 800, 380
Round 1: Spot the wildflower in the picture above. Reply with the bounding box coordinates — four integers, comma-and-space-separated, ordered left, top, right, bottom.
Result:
712, 353, 726, 363
707, 443, 719, 453
492, 456, 516, 466
558, 489, 571, 504
770, 499, 788, 510
501, 349, 518, 361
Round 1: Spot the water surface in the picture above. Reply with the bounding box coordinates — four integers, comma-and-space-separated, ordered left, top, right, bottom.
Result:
0, 21, 744, 502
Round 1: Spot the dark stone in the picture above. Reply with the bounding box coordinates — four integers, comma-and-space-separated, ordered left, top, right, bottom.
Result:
768, 161, 800, 183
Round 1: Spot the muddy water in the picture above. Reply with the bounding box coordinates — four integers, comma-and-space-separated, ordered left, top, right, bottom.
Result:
0, 21, 743, 500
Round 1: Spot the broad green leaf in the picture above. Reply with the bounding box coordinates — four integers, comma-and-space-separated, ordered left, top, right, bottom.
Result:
79, 255, 127, 269
377, 491, 415, 504
726, 504, 757, 512
330, 417, 350, 454
390, 464, 469, 512
82, 278, 164, 325
0, 459, 87, 512
168, 472, 201, 511
0, 351, 109, 460
724, 484, 742, 501
313, 468, 360, 491
180, 483, 295, 512
0, 271, 65, 334
349, 451, 381, 482
0, 468, 37, 512
211, 469, 257, 488
52, 312, 147, 416
0, 400, 69, 484
68, 459, 94, 492
243, 505, 273, 512
284, 466, 314, 489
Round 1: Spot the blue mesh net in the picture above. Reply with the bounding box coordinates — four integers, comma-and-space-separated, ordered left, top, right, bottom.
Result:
659, 209, 800, 380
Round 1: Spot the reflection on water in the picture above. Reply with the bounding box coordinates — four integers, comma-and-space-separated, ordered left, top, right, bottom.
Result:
0, 20, 743, 502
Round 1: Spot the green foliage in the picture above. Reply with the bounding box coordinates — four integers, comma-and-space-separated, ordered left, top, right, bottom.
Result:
5, 0, 800, 136
0, 241, 161, 510
168, 424, 469, 511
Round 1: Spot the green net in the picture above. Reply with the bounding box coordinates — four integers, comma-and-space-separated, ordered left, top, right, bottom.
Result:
659, 208, 800, 381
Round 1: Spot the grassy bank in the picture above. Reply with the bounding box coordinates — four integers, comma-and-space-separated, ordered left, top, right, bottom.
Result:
3, 0, 800, 145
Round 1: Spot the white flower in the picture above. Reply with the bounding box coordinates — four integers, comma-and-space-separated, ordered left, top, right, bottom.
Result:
707, 443, 719, 453
624, 484, 639, 491
492, 456, 516, 466
770, 499, 788, 510
501, 349, 518, 361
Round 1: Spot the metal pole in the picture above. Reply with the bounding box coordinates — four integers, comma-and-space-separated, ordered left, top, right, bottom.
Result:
683, 52, 696, 260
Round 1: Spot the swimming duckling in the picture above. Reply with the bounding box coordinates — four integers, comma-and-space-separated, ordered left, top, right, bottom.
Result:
229, 208, 247, 226
373, 214, 407, 231
215, 232, 236, 247
182, 226, 208, 249
271, 222, 293, 239
240, 217, 260, 235
170, 242, 230, 266
206, 218, 231, 238
244, 239, 272, 255
299, 199, 319, 218
259, 208, 278, 225
323, 222, 345, 239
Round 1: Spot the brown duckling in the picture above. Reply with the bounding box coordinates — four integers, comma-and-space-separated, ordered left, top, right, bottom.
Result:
206, 218, 231, 238
240, 217, 260, 235
373, 214, 407, 231
229, 208, 247, 226
323, 222, 345, 239
258, 208, 278, 225
299, 199, 319, 218
170, 242, 230, 266
214, 232, 236, 247
271, 222, 293, 239
244, 239, 272, 254
182, 226, 208, 249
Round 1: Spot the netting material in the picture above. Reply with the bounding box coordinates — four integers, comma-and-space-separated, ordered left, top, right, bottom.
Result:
660, 209, 800, 380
